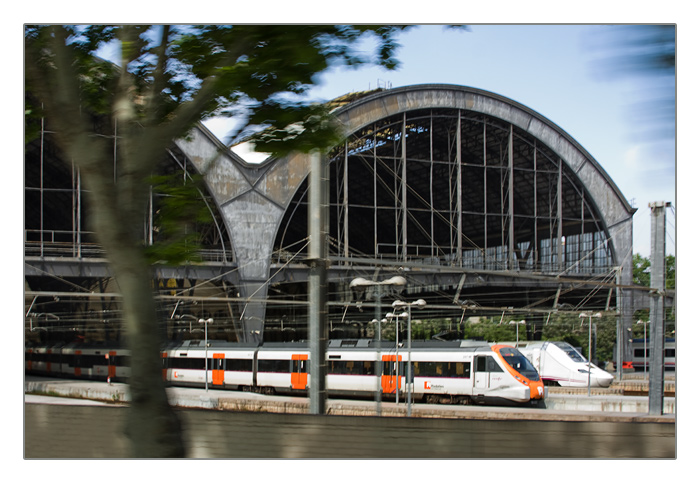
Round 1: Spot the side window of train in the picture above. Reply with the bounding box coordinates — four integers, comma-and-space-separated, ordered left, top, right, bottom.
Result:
487, 357, 503, 372
293, 359, 307, 373
476, 356, 503, 373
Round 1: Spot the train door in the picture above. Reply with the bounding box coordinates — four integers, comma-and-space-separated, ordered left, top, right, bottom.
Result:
212, 353, 225, 386
107, 351, 117, 381
161, 352, 168, 381
291, 354, 308, 390
474, 355, 502, 390
381, 355, 402, 394
74, 350, 82, 377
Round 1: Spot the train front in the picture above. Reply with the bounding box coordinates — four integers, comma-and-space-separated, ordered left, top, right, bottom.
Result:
492, 344, 545, 404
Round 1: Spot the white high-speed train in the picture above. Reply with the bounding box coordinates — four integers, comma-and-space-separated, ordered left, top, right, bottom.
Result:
518, 341, 614, 388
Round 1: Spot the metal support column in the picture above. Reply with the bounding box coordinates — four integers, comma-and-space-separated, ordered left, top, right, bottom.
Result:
456, 112, 463, 266
557, 159, 564, 271
343, 141, 350, 260
648, 201, 669, 415
483, 122, 488, 267
401, 113, 408, 262
430, 113, 435, 259
508, 125, 515, 270
308, 150, 329, 415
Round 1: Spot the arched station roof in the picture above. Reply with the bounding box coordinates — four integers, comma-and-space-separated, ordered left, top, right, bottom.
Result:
171, 84, 637, 342
25, 84, 638, 345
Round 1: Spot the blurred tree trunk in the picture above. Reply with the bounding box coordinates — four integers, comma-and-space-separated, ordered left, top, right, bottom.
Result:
53, 120, 185, 457
25, 24, 409, 458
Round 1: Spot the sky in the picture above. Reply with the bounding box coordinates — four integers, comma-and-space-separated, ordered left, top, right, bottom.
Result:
204, 25, 676, 259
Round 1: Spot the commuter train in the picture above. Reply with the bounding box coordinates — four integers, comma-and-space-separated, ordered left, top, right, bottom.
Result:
25, 339, 546, 407
518, 341, 614, 388
626, 338, 676, 372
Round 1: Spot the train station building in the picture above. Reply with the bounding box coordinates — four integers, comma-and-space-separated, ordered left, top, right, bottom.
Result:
24, 84, 640, 360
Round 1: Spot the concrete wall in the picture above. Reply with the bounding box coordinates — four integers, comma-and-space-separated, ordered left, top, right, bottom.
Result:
25, 405, 675, 458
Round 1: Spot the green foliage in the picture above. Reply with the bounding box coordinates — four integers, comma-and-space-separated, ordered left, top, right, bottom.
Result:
462, 319, 519, 342
633, 253, 675, 290
143, 173, 212, 265
632, 253, 676, 325
633, 253, 651, 286
665, 254, 675, 290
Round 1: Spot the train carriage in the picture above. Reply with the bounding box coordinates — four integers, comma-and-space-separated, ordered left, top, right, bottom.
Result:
26, 338, 546, 407
628, 338, 676, 372
327, 340, 379, 396
162, 340, 256, 390
26, 342, 129, 382
402, 342, 476, 404
255, 343, 310, 394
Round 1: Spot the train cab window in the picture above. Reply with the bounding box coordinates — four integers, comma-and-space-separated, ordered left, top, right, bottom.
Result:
553, 342, 586, 362
497, 347, 538, 380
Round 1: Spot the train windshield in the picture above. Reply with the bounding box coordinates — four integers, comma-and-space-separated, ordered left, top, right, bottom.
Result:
498, 347, 540, 381
552, 342, 587, 362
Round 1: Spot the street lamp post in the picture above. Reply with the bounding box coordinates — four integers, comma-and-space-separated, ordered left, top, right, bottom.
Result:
509, 320, 526, 345
391, 298, 426, 417
350, 276, 406, 416
385, 310, 407, 405
637, 319, 649, 378
199, 318, 214, 391
579, 312, 602, 396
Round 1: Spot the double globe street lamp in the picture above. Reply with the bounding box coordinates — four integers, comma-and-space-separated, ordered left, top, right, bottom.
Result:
350, 276, 406, 416
388, 298, 426, 417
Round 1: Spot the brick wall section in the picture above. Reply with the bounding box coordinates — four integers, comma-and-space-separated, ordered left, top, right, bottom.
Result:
25, 405, 675, 458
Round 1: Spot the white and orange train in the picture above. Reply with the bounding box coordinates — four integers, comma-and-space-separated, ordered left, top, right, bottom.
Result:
25, 339, 546, 407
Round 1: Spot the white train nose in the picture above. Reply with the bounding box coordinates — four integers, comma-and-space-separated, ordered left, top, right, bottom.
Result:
595, 371, 614, 388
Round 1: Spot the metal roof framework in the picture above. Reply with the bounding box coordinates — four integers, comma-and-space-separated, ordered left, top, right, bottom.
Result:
24, 85, 638, 357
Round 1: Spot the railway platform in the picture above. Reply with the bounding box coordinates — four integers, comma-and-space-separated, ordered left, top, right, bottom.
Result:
24, 376, 675, 423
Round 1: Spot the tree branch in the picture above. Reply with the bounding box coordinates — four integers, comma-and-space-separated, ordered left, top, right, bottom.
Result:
145, 25, 171, 126
155, 38, 251, 144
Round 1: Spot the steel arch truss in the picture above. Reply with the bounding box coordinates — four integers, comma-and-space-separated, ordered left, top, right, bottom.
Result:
277, 108, 614, 276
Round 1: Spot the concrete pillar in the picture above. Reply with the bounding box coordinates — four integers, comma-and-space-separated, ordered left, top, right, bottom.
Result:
648, 201, 669, 415
308, 151, 329, 415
